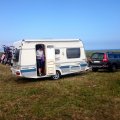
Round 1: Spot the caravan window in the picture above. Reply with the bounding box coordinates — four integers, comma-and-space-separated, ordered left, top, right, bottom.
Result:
55, 49, 60, 54
66, 48, 80, 59
13, 49, 20, 62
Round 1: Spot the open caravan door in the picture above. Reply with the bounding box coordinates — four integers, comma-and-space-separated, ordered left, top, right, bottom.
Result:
46, 45, 56, 76
20, 48, 37, 78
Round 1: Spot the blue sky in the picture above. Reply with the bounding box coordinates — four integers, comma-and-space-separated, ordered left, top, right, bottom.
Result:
0, 0, 120, 50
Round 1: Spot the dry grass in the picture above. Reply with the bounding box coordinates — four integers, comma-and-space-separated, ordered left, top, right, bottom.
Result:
0, 64, 120, 120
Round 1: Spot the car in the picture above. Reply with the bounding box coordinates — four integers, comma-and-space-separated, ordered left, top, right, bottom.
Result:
89, 52, 120, 72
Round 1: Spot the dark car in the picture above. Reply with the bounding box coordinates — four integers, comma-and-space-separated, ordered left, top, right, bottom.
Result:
89, 52, 120, 72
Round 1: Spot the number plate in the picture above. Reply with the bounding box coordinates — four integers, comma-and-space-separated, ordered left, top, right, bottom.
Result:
93, 61, 100, 63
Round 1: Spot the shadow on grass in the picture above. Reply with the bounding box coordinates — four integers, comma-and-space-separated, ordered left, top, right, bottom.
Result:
62, 71, 90, 79
14, 71, 90, 84
15, 77, 50, 84
8, 69, 120, 84
92, 69, 120, 73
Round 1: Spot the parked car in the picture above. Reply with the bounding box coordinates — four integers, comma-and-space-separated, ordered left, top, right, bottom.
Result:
89, 52, 120, 72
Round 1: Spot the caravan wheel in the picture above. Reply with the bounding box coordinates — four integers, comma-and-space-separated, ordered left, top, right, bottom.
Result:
52, 71, 61, 80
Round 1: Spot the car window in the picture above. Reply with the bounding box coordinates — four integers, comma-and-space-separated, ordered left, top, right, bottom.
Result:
115, 54, 119, 58
108, 53, 120, 59
108, 54, 114, 58
91, 53, 104, 60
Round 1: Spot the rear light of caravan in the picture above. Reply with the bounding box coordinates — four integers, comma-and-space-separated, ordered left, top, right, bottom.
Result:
16, 71, 20, 76
103, 54, 108, 62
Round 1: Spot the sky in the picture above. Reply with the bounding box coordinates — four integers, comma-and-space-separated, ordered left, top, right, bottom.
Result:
0, 0, 120, 50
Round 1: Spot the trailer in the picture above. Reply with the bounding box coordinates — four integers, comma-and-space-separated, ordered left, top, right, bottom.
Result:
11, 39, 88, 79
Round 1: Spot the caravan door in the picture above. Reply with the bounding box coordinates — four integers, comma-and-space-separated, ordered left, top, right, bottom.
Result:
46, 45, 56, 75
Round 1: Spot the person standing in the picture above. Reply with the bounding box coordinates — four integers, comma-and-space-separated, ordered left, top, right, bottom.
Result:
36, 47, 44, 76
0, 53, 6, 64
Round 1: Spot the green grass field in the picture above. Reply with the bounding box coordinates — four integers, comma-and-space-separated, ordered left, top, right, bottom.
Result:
0, 64, 120, 120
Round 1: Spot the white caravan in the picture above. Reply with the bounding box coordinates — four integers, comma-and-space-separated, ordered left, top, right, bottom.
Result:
11, 39, 88, 79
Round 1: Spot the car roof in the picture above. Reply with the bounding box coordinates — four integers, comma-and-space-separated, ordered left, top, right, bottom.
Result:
92, 52, 120, 54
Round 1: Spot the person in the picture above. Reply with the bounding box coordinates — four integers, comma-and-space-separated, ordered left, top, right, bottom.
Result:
36, 47, 45, 76
0, 53, 6, 64
87, 56, 92, 67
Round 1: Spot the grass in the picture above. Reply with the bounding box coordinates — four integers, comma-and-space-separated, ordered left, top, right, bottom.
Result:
0, 64, 120, 120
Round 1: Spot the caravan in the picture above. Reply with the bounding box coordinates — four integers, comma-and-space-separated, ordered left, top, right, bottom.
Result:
11, 39, 88, 79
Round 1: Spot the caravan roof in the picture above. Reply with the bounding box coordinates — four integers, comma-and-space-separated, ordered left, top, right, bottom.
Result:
22, 39, 81, 42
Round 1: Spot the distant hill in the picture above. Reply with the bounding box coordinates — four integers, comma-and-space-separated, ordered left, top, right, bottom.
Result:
86, 49, 120, 57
